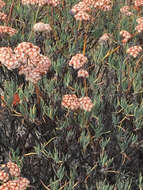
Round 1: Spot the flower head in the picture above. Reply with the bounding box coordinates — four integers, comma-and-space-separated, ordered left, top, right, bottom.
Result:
0, 47, 20, 70
74, 11, 91, 21
0, 170, 9, 182
120, 30, 132, 45
21, 0, 60, 7
19, 54, 51, 83
0, 26, 17, 36
61, 94, 80, 110
21, 0, 47, 6
120, 6, 133, 16
33, 22, 52, 32
70, 2, 91, 15
48, 0, 60, 7
7, 161, 20, 177
5, 177, 30, 190
79, 96, 93, 112
136, 17, 143, 24
134, 0, 143, 7
77, 69, 89, 78
135, 23, 143, 33
126, 45, 142, 58
14, 42, 41, 64
94, 0, 112, 11
0, 12, 7, 21
69, 54, 88, 69
0, 0, 5, 9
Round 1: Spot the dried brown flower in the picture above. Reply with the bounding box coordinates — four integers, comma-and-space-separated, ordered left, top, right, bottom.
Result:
98, 33, 112, 46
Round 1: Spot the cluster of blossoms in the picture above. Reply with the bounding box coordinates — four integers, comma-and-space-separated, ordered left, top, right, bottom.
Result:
120, 6, 133, 16
68, 53, 89, 78
69, 53, 87, 69
0, 0, 7, 22
61, 94, 93, 112
0, 26, 17, 36
94, 0, 112, 11
70, 1, 91, 21
126, 45, 142, 58
0, 42, 51, 83
33, 22, 52, 32
0, 47, 20, 70
120, 30, 132, 45
0, 0, 5, 9
0, 12, 7, 22
74, 11, 91, 21
77, 69, 89, 78
134, 0, 143, 7
135, 17, 143, 33
21, 0, 60, 7
0, 161, 30, 190
71, 0, 112, 21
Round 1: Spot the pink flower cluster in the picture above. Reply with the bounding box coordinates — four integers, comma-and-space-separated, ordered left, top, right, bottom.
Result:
135, 17, 143, 33
120, 6, 133, 16
0, 42, 51, 83
94, 0, 112, 11
0, 0, 5, 9
21, 0, 60, 7
69, 53, 87, 69
0, 161, 30, 190
71, 1, 91, 21
0, 26, 17, 36
0, 12, 7, 22
126, 45, 142, 58
134, 0, 143, 7
120, 30, 132, 45
68, 53, 89, 78
61, 94, 94, 112
71, 0, 112, 21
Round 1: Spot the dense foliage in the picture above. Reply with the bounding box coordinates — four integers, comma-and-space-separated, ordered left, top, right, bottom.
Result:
0, 0, 143, 189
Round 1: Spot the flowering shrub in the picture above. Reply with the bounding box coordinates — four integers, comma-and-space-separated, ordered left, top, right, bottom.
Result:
0, 0, 143, 189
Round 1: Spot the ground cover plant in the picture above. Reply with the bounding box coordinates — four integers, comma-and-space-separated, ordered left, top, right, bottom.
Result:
0, 0, 143, 189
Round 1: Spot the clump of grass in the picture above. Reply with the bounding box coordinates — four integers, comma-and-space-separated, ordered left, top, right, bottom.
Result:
0, 0, 142, 189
